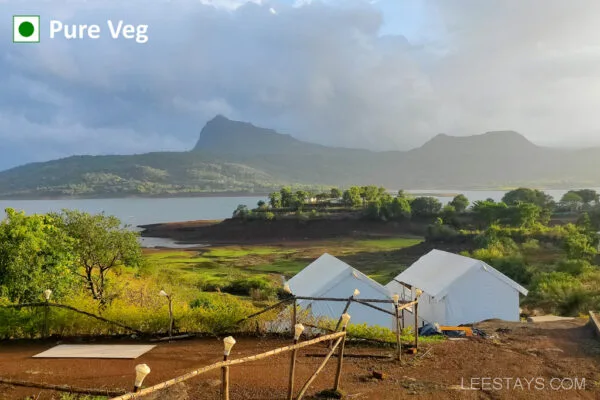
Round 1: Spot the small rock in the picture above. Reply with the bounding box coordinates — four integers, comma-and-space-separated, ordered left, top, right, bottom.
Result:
372, 371, 386, 380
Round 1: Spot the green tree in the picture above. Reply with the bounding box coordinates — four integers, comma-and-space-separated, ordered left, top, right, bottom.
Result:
330, 188, 342, 199
472, 200, 508, 227
233, 204, 250, 218
563, 227, 597, 261
573, 189, 599, 205
387, 197, 411, 219
502, 188, 554, 209
342, 187, 362, 207
560, 191, 583, 211
53, 210, 142, 304
268, 192, 282, 209
441, 204, 457, 222
0, 209, 76, 303
450, 194, 469, 213
360, 186, 380, 205
256, 200, 267, 210
397, 190, 407, 198
410, 197, 442, 216
280, 187, 293, 208
295, 190, 310, 204
505, 202, 542, 228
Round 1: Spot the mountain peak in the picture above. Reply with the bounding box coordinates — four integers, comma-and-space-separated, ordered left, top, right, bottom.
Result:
421, 130, 535, 149
193, 115, 321, 155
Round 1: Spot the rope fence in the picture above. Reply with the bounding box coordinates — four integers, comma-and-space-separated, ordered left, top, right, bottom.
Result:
109, 331, 347, 400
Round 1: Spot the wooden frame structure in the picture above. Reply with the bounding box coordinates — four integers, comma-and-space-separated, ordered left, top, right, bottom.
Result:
108, 331, 347, 400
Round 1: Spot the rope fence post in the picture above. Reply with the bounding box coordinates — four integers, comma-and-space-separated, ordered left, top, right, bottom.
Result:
392, 294, 401, 362
43, 289, 52, 338
288, 324, 304, 400
222, 336, 236, 400
414, 289, 422, 352
159, 290, 173, 340
332, 313, 350, 393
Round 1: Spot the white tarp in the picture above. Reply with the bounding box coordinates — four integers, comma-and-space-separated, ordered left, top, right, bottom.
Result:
33, 344, 156, 359
287, 253, 395, 329
385, 249, 528, 326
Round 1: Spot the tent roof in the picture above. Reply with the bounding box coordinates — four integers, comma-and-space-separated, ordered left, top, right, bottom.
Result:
389, 249, 528, 298
287, 253, 391, 300
287, 253, 351, 297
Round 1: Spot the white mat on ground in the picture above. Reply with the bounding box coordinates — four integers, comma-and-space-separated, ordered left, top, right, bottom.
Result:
33, 344, 156, 359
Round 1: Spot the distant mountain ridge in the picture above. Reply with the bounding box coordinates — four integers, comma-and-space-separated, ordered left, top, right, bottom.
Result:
1, 116, 600, 199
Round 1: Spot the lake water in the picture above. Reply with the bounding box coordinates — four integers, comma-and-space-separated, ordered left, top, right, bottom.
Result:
0, 189, 587, 248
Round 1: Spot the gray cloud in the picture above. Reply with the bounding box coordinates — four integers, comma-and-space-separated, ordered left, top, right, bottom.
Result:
2, 0, 600, 170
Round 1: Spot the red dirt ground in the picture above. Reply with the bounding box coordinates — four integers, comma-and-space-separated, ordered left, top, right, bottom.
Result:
1, 319, 599, 400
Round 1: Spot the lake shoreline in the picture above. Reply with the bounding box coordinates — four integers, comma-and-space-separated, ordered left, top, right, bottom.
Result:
0, 187, 579, 200
0, 191, 272, 200
138, 216, 431, 245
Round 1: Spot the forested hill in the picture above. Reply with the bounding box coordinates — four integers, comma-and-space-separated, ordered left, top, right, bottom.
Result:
2, 115, 600, 199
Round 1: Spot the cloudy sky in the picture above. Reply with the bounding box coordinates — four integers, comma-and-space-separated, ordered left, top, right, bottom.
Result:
2, 0, 600, 170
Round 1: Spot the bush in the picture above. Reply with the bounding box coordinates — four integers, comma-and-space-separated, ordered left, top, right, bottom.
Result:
526, 272, 595, 315
426, 224, 459, 241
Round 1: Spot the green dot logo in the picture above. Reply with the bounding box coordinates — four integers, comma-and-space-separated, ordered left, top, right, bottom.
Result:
19, 21, 35, 37
13, 15, 40, 43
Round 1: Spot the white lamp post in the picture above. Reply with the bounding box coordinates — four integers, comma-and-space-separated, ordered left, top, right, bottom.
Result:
222, 336, 236, 400
294, 323, 305, 342
159, 290, 173, 339
341, 313, 351, 329
43, 289, 52, 338
223, 336, 236, 358
133, 364, 151, 392
283, 282, 292, 294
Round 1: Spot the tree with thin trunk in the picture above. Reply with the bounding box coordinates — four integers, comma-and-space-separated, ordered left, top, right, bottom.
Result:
52, 210, 142, 305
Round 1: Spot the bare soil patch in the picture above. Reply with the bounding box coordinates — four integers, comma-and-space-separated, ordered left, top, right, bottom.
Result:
1, 319, 599, 399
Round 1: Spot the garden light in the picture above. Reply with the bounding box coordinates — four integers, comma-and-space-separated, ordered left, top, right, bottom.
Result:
341, 313, 351, 328
133, 364, 151, 392
294, 323, 305, 341
352, 289, 360, 297
44, 289, 52, 301
159, 290, 169, 297
223, 336, 236, 356
415, 289, 423, 297
283, 282, 292, 294
392, 294, 399, 306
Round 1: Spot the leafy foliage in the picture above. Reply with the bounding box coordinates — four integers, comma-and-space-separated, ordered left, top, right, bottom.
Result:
0, 208, 77, 303
51, 210, 142, 305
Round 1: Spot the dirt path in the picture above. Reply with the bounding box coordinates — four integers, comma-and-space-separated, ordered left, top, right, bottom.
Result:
1, 319, 599, 400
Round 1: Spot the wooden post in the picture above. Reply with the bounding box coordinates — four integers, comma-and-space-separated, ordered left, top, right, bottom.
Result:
287, 338, 298, 400
108, 332, 345, 400
330, 297, 352, 348
333, 297, 353, 332
394, 304, 401, 361
296, 336, 344, 400
168, 296, 174, 340
221, 355, 229, 400
291, 298, 297, 337
43, 300, 50, 338
413, 300, 419, 351
333, 327, 346, 392
401, 308, 405, 330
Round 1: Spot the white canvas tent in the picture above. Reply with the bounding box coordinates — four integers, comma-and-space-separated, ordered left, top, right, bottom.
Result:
287, 253, 395, 329
385, 249, 528, 327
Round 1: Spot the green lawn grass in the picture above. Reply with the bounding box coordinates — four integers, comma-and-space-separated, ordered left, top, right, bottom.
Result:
144, 236, 423, 290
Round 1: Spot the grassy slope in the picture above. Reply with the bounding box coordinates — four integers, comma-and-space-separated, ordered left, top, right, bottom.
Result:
143, 237, 424, 295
